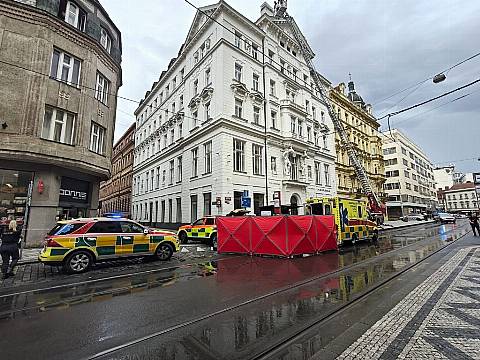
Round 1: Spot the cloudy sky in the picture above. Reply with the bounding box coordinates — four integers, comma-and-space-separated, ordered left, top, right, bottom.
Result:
103, 0, 480, 173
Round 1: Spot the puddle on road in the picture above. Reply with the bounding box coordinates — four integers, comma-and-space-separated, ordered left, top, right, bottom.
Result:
0, 224, 468, 323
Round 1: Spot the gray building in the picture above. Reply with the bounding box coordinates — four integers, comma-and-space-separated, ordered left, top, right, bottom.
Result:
0, 0, 122, 245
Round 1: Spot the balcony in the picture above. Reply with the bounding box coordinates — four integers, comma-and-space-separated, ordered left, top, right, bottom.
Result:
280, 99, 308, 116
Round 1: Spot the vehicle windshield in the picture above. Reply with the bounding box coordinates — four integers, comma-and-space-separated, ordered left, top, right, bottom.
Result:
48, 222, 86, 236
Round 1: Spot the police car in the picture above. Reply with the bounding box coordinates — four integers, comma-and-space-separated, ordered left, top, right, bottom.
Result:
177, 216, 217, 247
39, 217, 179, 273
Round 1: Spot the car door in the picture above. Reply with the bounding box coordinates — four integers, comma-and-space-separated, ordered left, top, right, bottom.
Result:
119, 221, 150, 255
85, 221, 122, 258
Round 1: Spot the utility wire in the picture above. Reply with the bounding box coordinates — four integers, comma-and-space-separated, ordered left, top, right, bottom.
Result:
373, 50, 480, 106
377, 78, 480, 120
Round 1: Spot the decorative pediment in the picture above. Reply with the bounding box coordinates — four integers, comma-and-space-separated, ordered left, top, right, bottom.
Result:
319, 123, 330, 133
249, 90, 265, 104
183, 4, 219, 48
200, 86, 214, 102
230, 81, 249, 97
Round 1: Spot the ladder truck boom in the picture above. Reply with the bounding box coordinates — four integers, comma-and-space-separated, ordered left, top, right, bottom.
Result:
273, 2, 385, 221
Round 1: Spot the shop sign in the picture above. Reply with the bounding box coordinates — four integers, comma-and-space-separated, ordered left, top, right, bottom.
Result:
59, 177, 89, 203
225, 196, 231, 204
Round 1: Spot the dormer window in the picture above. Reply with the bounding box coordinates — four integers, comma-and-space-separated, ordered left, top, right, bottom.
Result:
64, 1, 86, 32
100, 27, 112, 53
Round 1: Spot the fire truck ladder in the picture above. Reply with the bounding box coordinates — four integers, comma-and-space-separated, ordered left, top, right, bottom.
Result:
274, 2, 382, 211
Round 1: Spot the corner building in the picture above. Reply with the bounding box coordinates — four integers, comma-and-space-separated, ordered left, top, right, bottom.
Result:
330, 81, 385, 203
132, 2, 336, 227
0, 0, 122, 245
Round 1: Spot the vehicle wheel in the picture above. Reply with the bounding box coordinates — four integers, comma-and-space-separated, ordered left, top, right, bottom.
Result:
156, 243, 173, 261
210, 233, 218, 250
63, 250, 93, 274
179, 231, 188, 244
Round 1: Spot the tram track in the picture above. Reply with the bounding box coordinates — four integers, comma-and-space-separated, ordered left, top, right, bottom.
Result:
85, 222, 470, 359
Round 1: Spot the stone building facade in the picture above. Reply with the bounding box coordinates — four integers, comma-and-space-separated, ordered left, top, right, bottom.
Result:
0, 0, 122, 245
131, 2, 336, 227
99, 123, 135, 217
330, 81, 385, 203
380, 129, 438, 219
443, 183, 478, 213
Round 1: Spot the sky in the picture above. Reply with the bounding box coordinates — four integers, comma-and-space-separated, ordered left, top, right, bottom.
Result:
103, 0, 480, 173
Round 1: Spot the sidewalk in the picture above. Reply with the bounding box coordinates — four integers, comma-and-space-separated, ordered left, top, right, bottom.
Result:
19, 247, 41, 264
338, 236, 480, 359
380, 219, 435, 230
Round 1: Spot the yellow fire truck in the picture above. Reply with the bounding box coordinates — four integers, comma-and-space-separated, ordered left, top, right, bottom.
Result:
305, 197, 378, 245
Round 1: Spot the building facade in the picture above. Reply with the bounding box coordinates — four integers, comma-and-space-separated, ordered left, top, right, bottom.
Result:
131, 2, 336, 227
330, 81, 385, 202
99, 123, 135, 217
380, 129, 437, 219
0, 0, 122, 245
444, 183, 478, 213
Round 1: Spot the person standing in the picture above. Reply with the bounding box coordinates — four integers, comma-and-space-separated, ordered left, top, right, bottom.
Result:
0, 220, 21, 279
469, 212, 480, 236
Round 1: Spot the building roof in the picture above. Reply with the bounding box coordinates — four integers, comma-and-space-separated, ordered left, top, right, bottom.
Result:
444, 182, 475, 192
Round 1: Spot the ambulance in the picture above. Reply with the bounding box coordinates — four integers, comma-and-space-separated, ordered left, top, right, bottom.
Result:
305, 197, 378, 245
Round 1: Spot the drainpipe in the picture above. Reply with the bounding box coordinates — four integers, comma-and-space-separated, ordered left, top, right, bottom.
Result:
261, 36, 269, 209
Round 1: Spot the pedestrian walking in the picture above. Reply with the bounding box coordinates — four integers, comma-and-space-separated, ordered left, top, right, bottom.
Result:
469, 212, 480, 236
0, 220, 21, 279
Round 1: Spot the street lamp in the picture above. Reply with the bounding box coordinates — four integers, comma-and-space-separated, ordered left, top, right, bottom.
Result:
433, 73, 446, 84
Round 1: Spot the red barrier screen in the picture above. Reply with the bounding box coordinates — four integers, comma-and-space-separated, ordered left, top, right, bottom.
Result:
217, 215, 337, 256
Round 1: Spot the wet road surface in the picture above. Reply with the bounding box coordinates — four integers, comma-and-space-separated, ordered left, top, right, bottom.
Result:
0, 221, 469, 359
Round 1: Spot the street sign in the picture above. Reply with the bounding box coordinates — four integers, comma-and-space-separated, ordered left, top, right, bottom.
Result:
241, 196, 251, 208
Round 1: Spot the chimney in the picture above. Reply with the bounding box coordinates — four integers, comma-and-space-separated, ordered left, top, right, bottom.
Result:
261, 2, 274, 16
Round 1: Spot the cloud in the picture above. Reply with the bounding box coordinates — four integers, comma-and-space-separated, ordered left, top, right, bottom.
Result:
103, 0, 480, 172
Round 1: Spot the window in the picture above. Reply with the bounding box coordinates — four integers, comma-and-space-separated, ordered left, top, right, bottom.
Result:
156, 167, 160, 189
404, 170, 410, 178
170, 128, 175, 144
100, 27, 112, 53
234, 63, 242, 82
163, 133, 167, 148
50, 49, 81, 87
204, 141, 212, 174
401, 147, 407, 155
291, 116, 296, 134
192, 110, 198, 128
252, 144, 263, 175
190, 195, 198, 222
42, 106, 75, 145
162, 169, 166, 185
323, 135, 328, 149
180, 68, 185, 81
253, 106, 260, 125
166, 85, 169, 98
150, 170, 154, 191
307, 127, 312, 142
176, 198, 182, 223
305, 100, 310, 113
268, 49, 274, 64
87, 221, 121, 234
203, 193, 212, 216
314, 131, 318, 146
235, 98, 243, 118
405, 183, 412, 190
64, 1, 86, 31
235, 31, 242, 48
177, 156, 182, 182
315, 162, 321, 185
178, 122, 183, 138
179, 95, 184, 109
192, 148, 198, 177
90, 121, 105, 155
271, 111, 277, 129
308, 165, 312, 179
383, 147, 396, 155
169, 160, 174, 185
193, 79, 198, 95
271, 156, 277, 174
172, 76, 176, 89
252, 44, 259, 60
194, 51, 199, 63
95, 72, 110, 105
205, 68, 211, 86
269, 80, 276, 96
145, 171, 149, 191
253, 74, 259, 91
205, 102, 211, 120
298, 120, 303, 137
403, 159, 409, 166
324, 164, 330, 186
233, 139, 245, 172
312, 107, 316, 120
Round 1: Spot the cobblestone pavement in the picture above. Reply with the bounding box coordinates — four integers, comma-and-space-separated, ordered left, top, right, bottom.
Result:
339, 246, 480, 359
1, 243, 216, 290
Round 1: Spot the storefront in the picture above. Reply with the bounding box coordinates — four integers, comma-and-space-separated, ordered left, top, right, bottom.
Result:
57, 177, 90, 220
0, 169, 33, 233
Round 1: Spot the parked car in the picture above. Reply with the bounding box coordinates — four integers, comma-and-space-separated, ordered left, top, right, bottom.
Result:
401, 214, 424, 222
436, 213, 456, 224
177, 216, 217, 246
454, 213, 467, 219
39, 218, 180, 273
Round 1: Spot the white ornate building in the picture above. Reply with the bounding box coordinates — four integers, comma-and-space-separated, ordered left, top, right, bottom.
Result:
131, 1, 336, 226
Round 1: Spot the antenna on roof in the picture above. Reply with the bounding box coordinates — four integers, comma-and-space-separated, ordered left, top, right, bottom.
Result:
274, 0, 287, 17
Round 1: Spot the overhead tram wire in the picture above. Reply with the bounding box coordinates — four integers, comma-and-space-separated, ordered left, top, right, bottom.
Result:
377, 77, 480, 121
0, 58, 220, 128
373, 50, 480, 107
